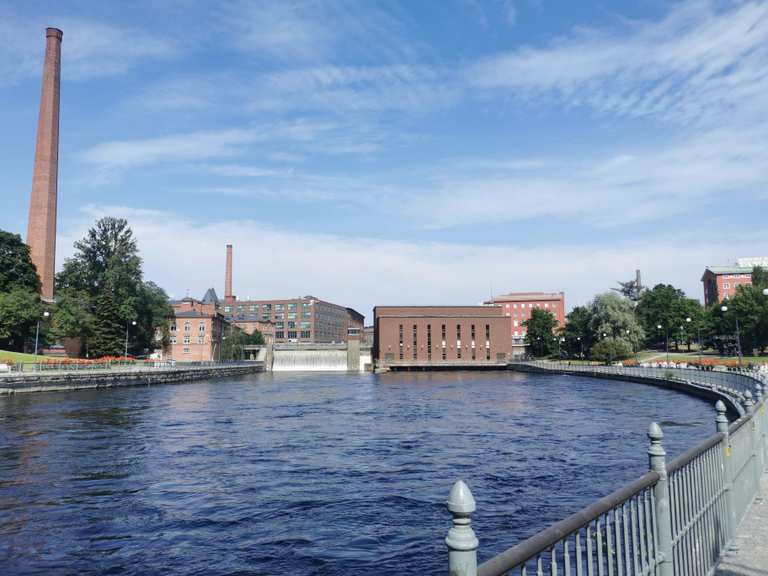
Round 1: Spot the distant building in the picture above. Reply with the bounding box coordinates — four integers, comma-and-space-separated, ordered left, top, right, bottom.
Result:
736, 256, 768, 268
166, 296, 228, 362
701, 266, 753, 307
373, 305, 512, 369
216, 244, 363, 344
484, 292, 566, 347
221, 295, 364, 344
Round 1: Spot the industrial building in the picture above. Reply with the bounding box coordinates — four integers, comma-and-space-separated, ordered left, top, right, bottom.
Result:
373, 306, 512, 370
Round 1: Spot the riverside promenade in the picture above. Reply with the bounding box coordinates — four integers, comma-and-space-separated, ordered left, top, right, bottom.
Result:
443, 360, 768, 576
0, 361, 264, 394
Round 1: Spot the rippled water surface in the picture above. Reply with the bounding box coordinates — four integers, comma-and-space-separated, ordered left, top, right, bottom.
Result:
0, 371, 716, 575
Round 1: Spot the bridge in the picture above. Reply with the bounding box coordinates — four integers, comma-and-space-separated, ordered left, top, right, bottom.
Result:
444, 361, 768, 576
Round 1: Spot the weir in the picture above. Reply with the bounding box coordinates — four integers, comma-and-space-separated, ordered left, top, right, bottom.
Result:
271, 343, 372, 372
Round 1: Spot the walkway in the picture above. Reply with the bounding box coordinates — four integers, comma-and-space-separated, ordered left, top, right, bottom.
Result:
716, 471, 768, 576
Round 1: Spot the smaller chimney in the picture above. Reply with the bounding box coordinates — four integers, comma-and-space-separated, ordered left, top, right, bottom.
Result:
225, 244, 234, 302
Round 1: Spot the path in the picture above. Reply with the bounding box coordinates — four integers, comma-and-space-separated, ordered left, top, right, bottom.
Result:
716, 471, 768, 576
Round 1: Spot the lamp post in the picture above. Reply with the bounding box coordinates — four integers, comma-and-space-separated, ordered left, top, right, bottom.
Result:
124, 320, 137, 358
657, 324, 669, 364
34, 310, 50, 355
721, 305, 742, 368
577, 336, 583, 359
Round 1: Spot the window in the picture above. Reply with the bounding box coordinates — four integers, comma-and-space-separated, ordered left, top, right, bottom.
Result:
170, 324, 177, 332
456, 324, 462, 359
513, 320, 518, 327
486, 324, 491, 360
302, 311, 312, 319
300, 330, 311, 338
183, 347, 190, 354
288, 321, 296, 329
288, 303, 297, 311
276, 331, 285, 339
197, 336, 204, 344
287, 331, 297, 339
276, 321, 284, 329
412, 324, 418, 360
224, 306, 231, 313
171, 336, 177, 344
287, 313, 297, 320
198, 322, 205, 332
184, 322, 190, 332
427, 324, 432, 361
276, 304, 284, 313
442, 324, 447, 360
723, 283, 730, 289
399, 324, 404, 360
183, 336, 190, 344
471, 324, 476, 360
300, 321, 311, 330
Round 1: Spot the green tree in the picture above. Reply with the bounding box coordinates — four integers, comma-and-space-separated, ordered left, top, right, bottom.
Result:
0, 230, 43, 351
523, 308, 558, 357
90, 283, 124, 357
55, 217, 171, 357
0, 230, 41, 293
590, 338, 633, 363
562, 305, 593, 358
752, 266, 768, 290
635, 284, 691, 348
0, 288, 42, 351
588, 292, 645, 353
730, 285, 768, 354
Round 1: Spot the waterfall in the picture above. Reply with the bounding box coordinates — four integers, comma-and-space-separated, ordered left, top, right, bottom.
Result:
272, 349, 349, 371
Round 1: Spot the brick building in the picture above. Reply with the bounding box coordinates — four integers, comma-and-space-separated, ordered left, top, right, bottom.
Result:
221, 296, 363, 344
373, 306, 512, 369
484, 292, 566, 347
701, 266, 753, 307
165, 297, 228, 362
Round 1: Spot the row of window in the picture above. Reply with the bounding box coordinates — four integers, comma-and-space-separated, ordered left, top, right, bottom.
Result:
170, 321, 206, 333
171, 336, 205, 344
398, 324, 492, 361
275, 331, 312, 339
503, 302, 558, 309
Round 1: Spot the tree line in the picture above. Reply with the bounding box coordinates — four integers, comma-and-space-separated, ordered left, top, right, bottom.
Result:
524, 269, 768, 361
1, 217, 171, 357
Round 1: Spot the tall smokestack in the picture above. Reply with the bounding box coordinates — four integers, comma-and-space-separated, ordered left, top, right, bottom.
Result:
225, 244, 234, 302
27, 27, 63, 302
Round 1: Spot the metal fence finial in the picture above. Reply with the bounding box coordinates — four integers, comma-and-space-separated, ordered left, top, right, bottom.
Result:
446, 479, 478, 576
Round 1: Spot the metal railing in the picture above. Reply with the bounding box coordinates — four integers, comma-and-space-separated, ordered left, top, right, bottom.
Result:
0, 359, 258, 375
444, 362, 768, 576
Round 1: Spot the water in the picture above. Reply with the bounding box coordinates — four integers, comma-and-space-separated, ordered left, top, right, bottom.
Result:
0, 371, 716, 575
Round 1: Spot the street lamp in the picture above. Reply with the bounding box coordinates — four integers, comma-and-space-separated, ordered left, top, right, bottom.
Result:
576, 336, 583, 359
721, 305, 743, 368
657, 323, 669, 364
124, 320, 137, 358
34, 310, 50, 355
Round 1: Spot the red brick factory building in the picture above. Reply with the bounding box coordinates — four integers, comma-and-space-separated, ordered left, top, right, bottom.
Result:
219, 244, 364, 343
373, 306, 512, 370
485, 292, 566, 348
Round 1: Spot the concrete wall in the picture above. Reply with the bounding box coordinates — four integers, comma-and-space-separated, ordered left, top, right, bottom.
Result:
0, 363, 263, 395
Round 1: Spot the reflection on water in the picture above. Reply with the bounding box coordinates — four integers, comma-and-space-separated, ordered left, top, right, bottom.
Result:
0, 371, 714, 575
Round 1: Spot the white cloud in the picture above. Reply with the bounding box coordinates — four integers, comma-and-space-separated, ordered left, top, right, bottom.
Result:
0, 10, 177, 84
56, 205, 768, 320
408, 122, 768, 228
468, 1, 768, 124
80, 129, 261, 167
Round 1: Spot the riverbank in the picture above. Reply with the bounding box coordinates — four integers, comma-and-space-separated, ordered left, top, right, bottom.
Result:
0, 362, 264, 394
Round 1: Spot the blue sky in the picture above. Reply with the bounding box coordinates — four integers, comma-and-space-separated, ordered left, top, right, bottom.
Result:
1, 0, 767, 319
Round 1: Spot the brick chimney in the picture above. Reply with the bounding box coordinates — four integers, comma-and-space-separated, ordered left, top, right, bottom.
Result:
27, 27, 63, 302
225, 244, 235, 302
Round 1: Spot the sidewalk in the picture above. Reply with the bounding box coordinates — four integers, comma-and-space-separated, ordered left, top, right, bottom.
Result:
716, 472, 768, 576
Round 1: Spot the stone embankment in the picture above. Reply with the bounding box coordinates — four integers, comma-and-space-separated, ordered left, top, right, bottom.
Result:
0, 363, 264, 395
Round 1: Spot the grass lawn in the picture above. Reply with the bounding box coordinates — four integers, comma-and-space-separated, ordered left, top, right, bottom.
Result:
0, 350, 46, 363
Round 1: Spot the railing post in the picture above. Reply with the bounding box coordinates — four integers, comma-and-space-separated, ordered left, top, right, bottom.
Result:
446, 479, 478, 576
756, 384, 766, 473
715, 400, 737, 547
648, 422, 674, 576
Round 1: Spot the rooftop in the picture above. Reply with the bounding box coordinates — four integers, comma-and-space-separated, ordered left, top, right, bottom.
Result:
487, 292, 564, 303
704, 266, 753, 275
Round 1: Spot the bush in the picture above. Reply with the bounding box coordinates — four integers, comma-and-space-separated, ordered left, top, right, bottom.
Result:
590, 338, 633, 363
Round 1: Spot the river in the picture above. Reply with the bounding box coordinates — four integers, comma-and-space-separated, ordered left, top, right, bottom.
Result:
0, 371, 716, 575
